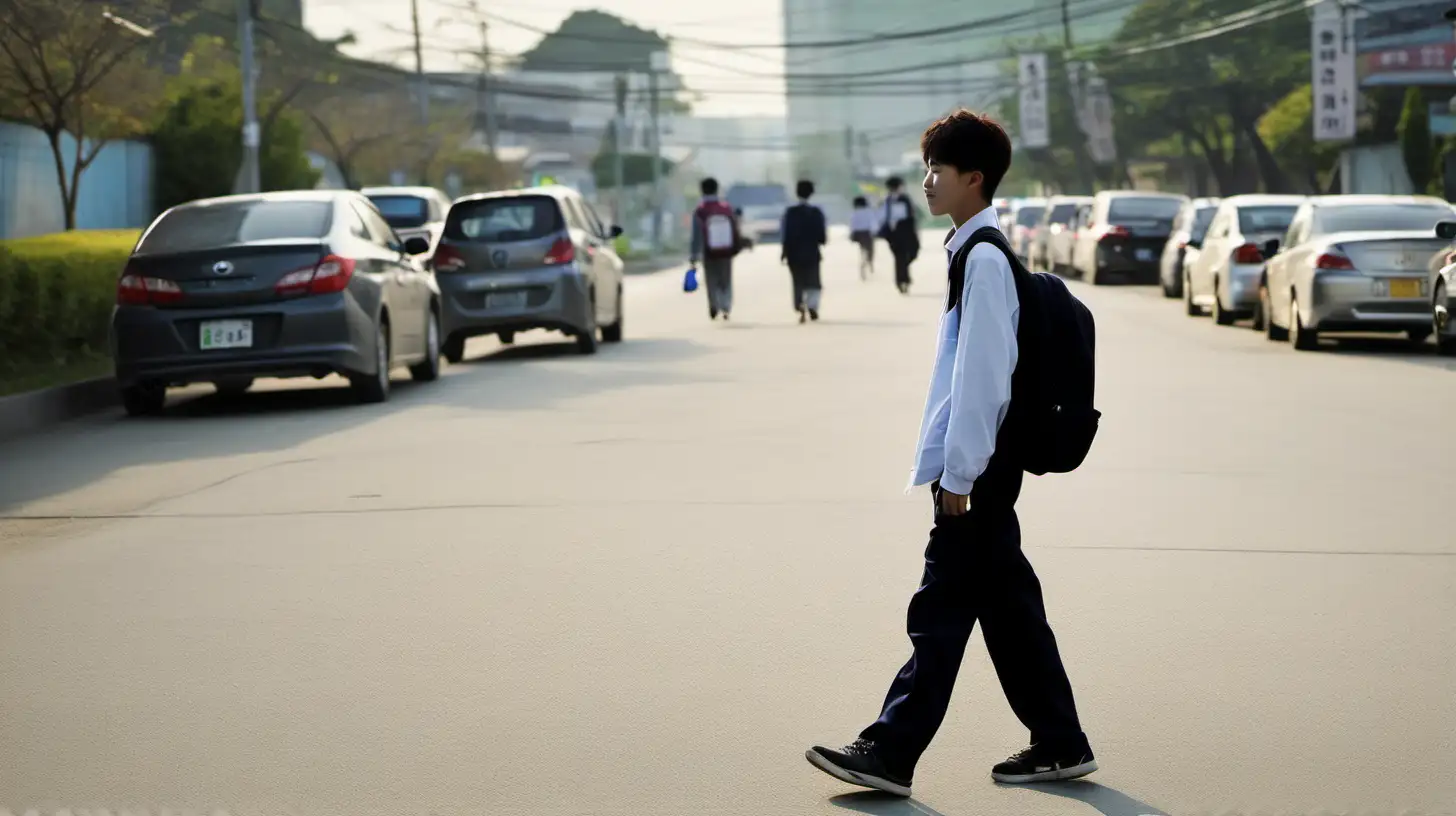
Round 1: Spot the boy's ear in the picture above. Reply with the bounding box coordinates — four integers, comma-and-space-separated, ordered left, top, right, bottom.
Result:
966, 170, 985, 191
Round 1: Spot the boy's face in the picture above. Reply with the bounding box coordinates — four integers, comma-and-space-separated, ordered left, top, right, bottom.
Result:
922, 161, 983, 217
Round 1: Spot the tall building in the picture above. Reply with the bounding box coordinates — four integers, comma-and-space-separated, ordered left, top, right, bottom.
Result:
782, 0, 1126, 193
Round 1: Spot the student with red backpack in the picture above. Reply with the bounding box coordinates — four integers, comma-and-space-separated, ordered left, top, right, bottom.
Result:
688, 178, 743, 321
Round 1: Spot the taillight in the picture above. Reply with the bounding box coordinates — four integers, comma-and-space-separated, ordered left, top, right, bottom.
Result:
1233, 243, 1264, 264
433, 244, 465, 272
1098, 225, 1130, 242
117, 269, 183, 306
276, 254, 356, 297
543, 237, 575, 265
1314, 252, 1354, 270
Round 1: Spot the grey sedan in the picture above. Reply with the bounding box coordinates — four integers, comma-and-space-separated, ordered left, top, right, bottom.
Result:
112, 191, 441, 414
1260, 196, 1454, 350
432, 186, 625, 360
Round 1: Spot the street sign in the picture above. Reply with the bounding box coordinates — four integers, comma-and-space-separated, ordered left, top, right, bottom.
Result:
1018, 52, 1050, 149
1312, 0, 1357, 142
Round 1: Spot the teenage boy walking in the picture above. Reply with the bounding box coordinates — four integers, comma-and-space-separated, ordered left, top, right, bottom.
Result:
880, 176, 920, 294
806, 110, 1096, 796
689, 177, 742, 320
781, 179, 828, 323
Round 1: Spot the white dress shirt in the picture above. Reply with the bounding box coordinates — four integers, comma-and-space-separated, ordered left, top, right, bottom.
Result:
849, 208, 879, 233
908, 205, 1020, 496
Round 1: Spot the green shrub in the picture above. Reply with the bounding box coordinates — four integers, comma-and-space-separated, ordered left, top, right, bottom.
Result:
0, 230, 139, 383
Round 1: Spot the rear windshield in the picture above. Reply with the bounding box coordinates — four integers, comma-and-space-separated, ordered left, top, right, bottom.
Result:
368, 195, 430, 228
445, 196, 564, 242
1237, 206, 1298, 234
1108, 197, 1182, 223
1316, 204, 1453, 234
1016, 206, 1045, 227
138, 201, 332, 254
1190, 206, 1218, 239
1048, 204, 1078, 224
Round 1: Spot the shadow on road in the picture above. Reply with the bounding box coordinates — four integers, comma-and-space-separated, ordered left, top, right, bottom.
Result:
829, 779, 1169, 816
1319, 336, 1456, 373
0, 336, 714, 514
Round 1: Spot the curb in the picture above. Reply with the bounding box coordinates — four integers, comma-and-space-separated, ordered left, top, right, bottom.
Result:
624, 256, 683, 276
0, 377, 117, 445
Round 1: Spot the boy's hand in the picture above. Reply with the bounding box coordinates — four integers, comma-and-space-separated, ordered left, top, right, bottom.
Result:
939, 488, 970, 516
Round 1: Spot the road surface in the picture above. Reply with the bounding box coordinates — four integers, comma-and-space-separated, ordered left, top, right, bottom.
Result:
3, 232, 1454, 816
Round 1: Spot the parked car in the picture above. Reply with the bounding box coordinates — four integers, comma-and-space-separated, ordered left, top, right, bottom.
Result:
1259, 195, 1454, 349
362, 186, 453, 257
1031, 196, 1090, 274
1159, 197, 1220, 298
1070, 191, 1187, 285
1431, 220, 1456, 356
1185, 194, 1305, 322
112, 191, 442, 415
431, 186, 625, 361
1003, 197, 1046, 262
726, 183, 790, 243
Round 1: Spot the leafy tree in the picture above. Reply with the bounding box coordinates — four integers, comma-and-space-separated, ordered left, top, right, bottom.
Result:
513, 10, 690, 112
1258, 83, 1340, 193
1399, 86, 1433, 194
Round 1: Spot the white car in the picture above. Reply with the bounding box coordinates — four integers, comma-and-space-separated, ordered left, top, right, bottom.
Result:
362, 186, 453, 258
1003, 198, 1046, 263
1185, 194, 1306, 323
1034, 196, 1091, 275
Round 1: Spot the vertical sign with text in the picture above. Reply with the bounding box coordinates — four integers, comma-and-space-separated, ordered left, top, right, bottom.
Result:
1018, 52, 1051, 149
1312, 0, 1357, 142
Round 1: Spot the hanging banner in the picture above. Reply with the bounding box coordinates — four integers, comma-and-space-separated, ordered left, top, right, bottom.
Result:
1018, 52, 1050, 149
1312, 0, 1357, 142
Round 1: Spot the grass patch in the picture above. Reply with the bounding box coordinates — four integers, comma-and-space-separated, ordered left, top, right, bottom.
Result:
0, 353, 112, 399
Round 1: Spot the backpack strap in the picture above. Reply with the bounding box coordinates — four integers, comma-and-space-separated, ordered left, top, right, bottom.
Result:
947, 226, 1025, 313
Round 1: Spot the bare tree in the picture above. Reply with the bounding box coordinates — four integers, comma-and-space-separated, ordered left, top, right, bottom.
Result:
0, 0, 168, 229
305, 91, 413, 189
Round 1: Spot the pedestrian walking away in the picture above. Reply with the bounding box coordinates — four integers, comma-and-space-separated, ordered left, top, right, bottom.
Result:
781, 179, 828, 323
689, 177, 743, 321
807, 109, 1099, 798
850, 195, 879, 280
880, 176, 921, 294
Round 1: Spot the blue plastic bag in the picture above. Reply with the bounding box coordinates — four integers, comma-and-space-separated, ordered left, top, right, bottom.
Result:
683, 266, 699, 293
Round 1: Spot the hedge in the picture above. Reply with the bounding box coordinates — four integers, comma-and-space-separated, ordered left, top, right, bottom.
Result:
0, 230, 140, 382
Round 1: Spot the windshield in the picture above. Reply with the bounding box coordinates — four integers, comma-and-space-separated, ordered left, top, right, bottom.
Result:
1108, 197, 1182, 224
725, 184, 788, 209
137, 200, 332, 254
1315, 204, 1454, 235
1016, 206, 1046, 227
444, 196, 563, 242
1190, 206, 1218, 240
1048, 204, 1078, 224
1237, 206, 1298, 235
368, 195, 431, 228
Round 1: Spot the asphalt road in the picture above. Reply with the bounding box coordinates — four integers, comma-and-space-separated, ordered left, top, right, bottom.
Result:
2, 232, 1454, 816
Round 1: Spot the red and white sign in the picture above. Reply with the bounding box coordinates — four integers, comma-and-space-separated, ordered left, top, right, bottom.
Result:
1362, 42, 1456, 73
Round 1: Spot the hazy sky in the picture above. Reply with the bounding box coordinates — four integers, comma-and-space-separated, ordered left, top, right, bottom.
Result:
303, 0, 788, 118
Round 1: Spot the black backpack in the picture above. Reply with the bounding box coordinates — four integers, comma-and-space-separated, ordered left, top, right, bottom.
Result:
947, 226, 1100, 475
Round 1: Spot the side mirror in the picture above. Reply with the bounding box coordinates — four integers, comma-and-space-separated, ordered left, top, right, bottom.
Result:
1262, 239, 1281, 258
1437, 220, 1456, 240
610, 225, 624, 238
403, 236, 431, 256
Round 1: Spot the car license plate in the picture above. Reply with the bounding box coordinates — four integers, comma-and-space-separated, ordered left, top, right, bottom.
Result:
1135, 248, 1154, 262
199, 319, 253, 350
1389, 279, 1422, 298
486, 291, 527, 309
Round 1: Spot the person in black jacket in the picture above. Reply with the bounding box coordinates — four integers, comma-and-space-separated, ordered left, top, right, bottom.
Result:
879, 176, 921, 294
781, 180, 828, 323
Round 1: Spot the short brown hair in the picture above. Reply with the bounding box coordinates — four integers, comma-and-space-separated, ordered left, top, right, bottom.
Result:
920, 109, 1012, 199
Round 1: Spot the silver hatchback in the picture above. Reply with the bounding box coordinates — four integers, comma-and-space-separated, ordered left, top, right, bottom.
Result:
432, 187, 625, 359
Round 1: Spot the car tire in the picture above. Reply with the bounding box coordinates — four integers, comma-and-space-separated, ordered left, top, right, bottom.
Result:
1407, 327, 1434, 345
1262, 286, 1287, 341
410, 309, 442, 382
1212, 281, 1236, 325
442, 334, 465, 364
1088, 264, 1102, 286
1290, 294, 1319, 351
351, 321, 392, 403
1436, 283, 1456, 356
576, 292, 599, 356
1184, 273, 1201, 317
498, 331, 515, 345
601, 284, 624, 343
120, 382, 166, 417
214, 377, 254, 398
1250, 282, 1266, 331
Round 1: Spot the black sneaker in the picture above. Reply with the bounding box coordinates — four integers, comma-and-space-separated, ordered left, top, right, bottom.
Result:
991, 743, 1098, 784
805, 738, 912, 797
809, 309, 820, 321
710, 309, 719, 320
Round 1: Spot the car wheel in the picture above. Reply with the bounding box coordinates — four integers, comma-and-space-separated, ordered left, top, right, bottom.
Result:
1088, 263, 1102, 286
1406, 326, 1434, 345
601, 284, 624, 343
1290, 294, 1319, 351
1436, 283, 1456, 356
576, 291, 599, 356
1250, 283, 1266, 331
1212, 280, 1236, 325
409, 309, 442, 382
442, 334, 466, 364
120, 382, 166, 417
1184, 272, 1201, 317
214, 377, 254, 398
351, 321, 392, 403
498, 331, 515, 345
1263, 286, 1288, 341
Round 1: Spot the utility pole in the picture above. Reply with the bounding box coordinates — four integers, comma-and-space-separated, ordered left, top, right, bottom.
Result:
1060, 0, 1095, 192
649, 50, 668, 255
614, 74, 628, 228
235, 0, 261, 194
476, 20, 497, 155
411, 0, 429, 184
